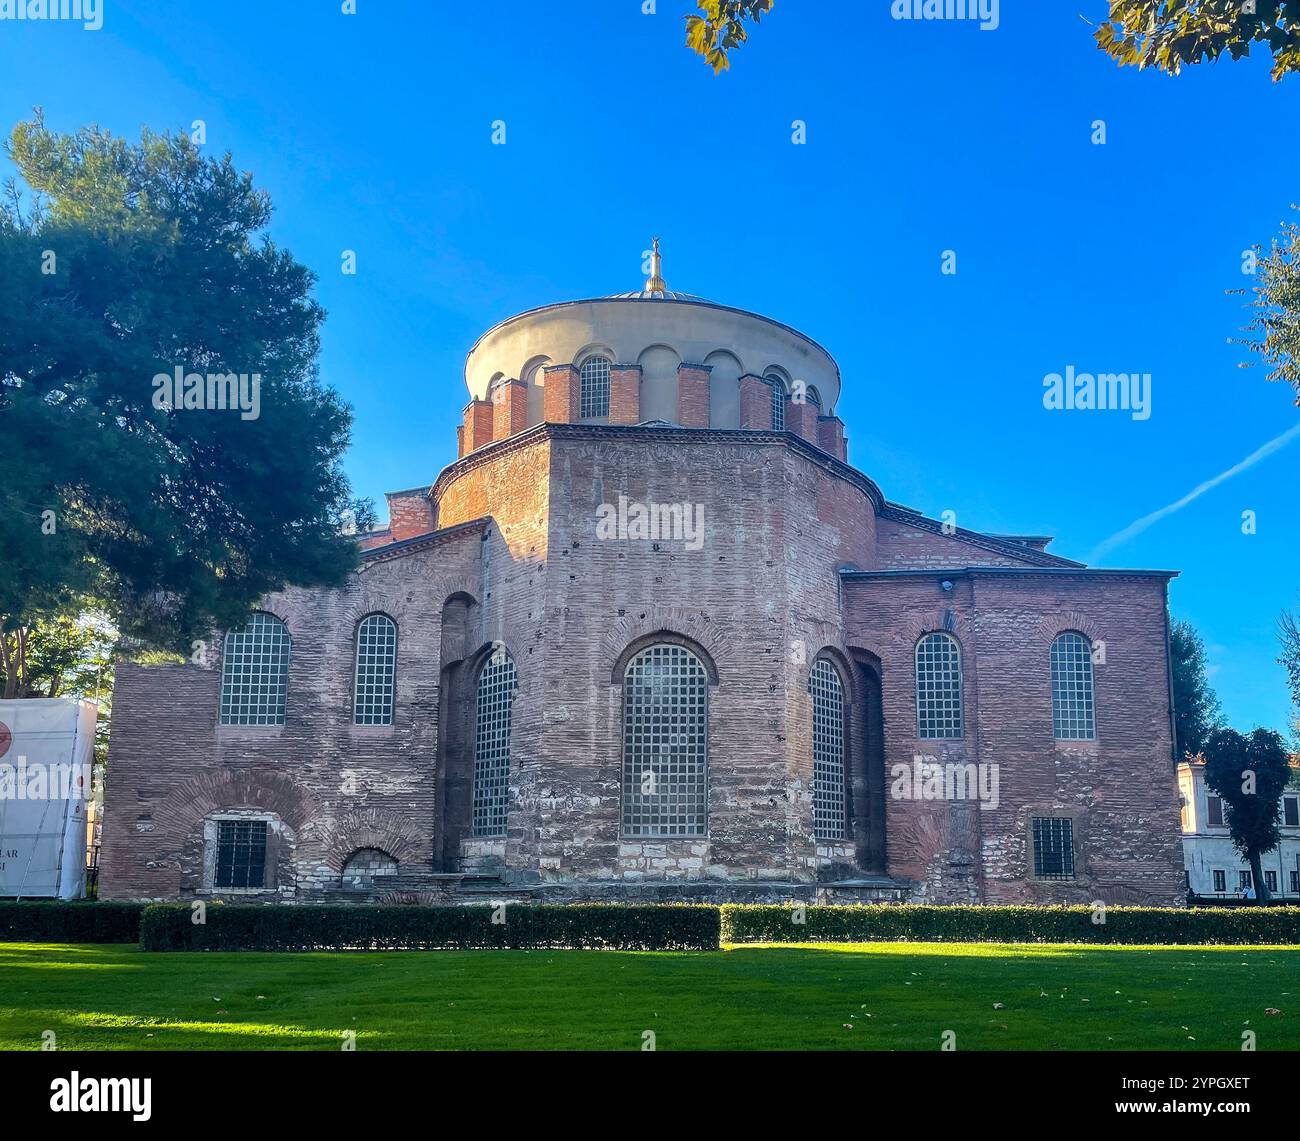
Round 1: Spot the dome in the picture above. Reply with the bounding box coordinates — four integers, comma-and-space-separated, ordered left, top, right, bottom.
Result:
605, 288, 714, 303
462, 240, 842, 420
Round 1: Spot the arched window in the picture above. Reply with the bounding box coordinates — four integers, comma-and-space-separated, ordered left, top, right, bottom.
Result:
1051, 631, 1096, 740
579, 356, 611, 419
472, 646, 518, 837
916, 632, 962, 739
766, 375, 786, 430
353, 614, 397, 725
622, 643, 708, 838
219, 612, 290, 726
806, 386, 822, 409
810, 658, 846, 840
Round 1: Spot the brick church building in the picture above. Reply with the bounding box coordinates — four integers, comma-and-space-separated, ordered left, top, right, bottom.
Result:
100, 244, 1186, 905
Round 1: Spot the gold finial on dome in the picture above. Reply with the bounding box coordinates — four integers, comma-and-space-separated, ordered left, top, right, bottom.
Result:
644, 236, 667, 293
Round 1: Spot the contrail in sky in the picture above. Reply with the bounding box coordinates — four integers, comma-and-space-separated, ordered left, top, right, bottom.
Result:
1087, 421, 1300, 564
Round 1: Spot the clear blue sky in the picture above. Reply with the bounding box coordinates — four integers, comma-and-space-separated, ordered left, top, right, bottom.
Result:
3, 1, 1297, 733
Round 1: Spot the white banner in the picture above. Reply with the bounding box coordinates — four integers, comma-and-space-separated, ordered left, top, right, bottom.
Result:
0, 698, 97, 899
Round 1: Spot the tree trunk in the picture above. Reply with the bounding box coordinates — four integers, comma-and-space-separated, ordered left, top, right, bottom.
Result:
1249, 849, 1270, 905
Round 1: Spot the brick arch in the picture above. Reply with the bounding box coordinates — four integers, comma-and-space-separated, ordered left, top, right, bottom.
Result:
601, 608, 729, 684
1036, 612, 1105, 650
152, 768, 315, 846
321, 807, 426, 871
900, 610, 974, 649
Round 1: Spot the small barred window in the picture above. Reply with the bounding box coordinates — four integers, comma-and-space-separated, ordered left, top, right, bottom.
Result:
768, 377, 786, 430
579, 356, 611, 419
916, 633, 961, 739
1050, 632, 1095, 740
353, 614, 397, 725
219, 612, 290, 726
622, 644, 708, 838
1031, 816, 1075, 880
810, 659, 846, 841
215, 819, 268, 889
472, 647, 518, 837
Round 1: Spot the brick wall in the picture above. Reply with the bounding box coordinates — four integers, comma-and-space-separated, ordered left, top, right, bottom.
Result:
100, 423, 1182, 905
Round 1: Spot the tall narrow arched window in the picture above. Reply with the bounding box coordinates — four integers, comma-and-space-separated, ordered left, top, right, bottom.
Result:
916, 632, 962, 739
767, 375, 786, 430
353, 614, 397, 725
1051, 631, 1096, 740
472, 646, 518, 837
810, 659, 846, 841
579, 356, 611, 419
622, 643, 708, 838
219, 612, 291, 726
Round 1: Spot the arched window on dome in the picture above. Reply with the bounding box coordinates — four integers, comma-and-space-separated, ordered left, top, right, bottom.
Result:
472, 646, 518, 837
579, 356, 611, 419
810, 658, 846, 841
219, 612, 291, 726
621, 643, 708, 838
806, 385, 823, 409
1051, 631, 1096, 740
916, 632, 962, 739
766, 374, 786, 431
353, 614, 397, 725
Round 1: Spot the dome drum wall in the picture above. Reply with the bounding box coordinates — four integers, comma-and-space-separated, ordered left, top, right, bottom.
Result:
464, 299, 842, 438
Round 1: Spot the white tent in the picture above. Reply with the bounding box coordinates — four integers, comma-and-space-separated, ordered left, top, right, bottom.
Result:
0, 697, 97, 899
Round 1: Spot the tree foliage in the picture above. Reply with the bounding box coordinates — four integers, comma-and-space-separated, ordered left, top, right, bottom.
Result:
1203, 726, 1292, 903
684, 0, 774, 72
0, 113, 371, 655
1236, 207, 1300, 404
1096, 1, 1300, 82
1280, 603, 1300, 749
1170, 618, 1223, 758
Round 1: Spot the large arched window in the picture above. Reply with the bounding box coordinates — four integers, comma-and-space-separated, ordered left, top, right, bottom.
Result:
622, 643, 708, 838
353, 614, 397, 725
916, 632, 962, 739
810, 658, 846, 841
1051, 631, 1096, 740
472, 646, 518, 837
579, 356, 611, 419
219, 612, 291, 726
767, 375, 786, 431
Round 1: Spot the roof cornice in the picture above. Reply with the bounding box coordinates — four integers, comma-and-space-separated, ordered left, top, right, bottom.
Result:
359, 517, 488, 565
427, 421, 887, 512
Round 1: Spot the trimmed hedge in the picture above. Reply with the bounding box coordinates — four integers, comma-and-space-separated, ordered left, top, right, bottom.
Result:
140, 902, 722, 952
719, 904, 1300, 945
0, 901, 146, 944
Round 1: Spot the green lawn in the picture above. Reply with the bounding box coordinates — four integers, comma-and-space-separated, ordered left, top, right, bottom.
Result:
0, 941, 1295, 1051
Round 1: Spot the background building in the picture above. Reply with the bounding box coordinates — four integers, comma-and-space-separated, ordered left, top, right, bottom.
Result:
100, 249, 1186, 905
1179, 757, 1300, 900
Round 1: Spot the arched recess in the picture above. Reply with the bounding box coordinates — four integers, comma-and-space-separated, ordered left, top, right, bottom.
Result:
638, 343, 681, 424
522, 355, 551, 427
435, 592, 481, 871
704, 350, 742, 428
848, 647, 886, 874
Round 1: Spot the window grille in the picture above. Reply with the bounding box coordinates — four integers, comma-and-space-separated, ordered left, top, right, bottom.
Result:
1213, 869, 1226, 893
768, 377, 785, 430
353, 614, 396, 725
810, 659, 846, 841
215, 819, 268, 888
472, 648, 518, 837
621, 644, 708, 837
1031, 816, 1075, 880
1050, 632, 1095, 740
580, 356, 611, 419
219, 613, 290, 726
916, 633, 962, 738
